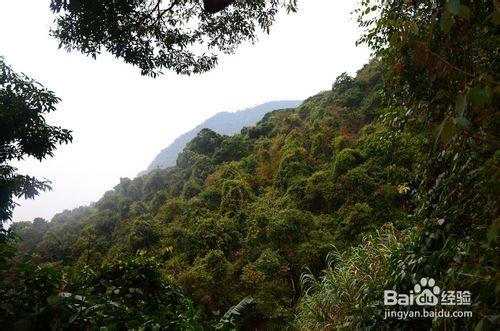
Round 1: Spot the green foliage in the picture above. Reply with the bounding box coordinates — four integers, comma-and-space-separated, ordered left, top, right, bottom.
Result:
49, 0, 298, 76
332, 148, 364, 176
128, 217, 162, 251
303, 170, 335, 212
9, 61, 397, 328
182, 179, 203, 199
0, 257, 201, 330
213, 136, 250, 164
216, 296, 253, 331
336, 202, 374, 242
275, 147, 310, 190
240, 248, 292, 321
191, 156, 215, 181
295, 225, 402, 330
0, 57, 72, 223
219, 179, 253, 215
186, 129, 223, 157
198, 186, 222, 210
351, 0, 499, 328
11, 23, 496, 328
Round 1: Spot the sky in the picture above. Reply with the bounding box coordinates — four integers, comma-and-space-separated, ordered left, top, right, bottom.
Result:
0, 0, 371, 223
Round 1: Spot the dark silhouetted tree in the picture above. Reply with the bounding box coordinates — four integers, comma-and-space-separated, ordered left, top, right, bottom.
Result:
49, 0, 298, 76
0, 58, 72, 223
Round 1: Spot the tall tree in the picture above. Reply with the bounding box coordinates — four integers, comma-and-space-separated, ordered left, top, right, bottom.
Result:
0, 58, 72, 223
355, 0, 499, 328
49, 0, 297, 76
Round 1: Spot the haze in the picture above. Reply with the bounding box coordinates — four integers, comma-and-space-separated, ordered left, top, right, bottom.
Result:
0, 0, 370, 222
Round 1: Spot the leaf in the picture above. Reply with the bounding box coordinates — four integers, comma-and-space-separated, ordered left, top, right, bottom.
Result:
69, 313, 79, 324
441, 119, 455, 145
469, 86, 490, 107
446, 0, 460, 15
216, 296, 253, 330
433, 119, 446, 150
474, 319, 484, 331
491, 11, 500, 25
225, 296, 253, 319
454, 93, 467, 116
458, 5, 470, 20
486, 227, 497, 243
453, 116, 471, 130
434, 89, 449, 102
409, 21, 419, 35
47, 294, 60, 307
440, 11, 454, 33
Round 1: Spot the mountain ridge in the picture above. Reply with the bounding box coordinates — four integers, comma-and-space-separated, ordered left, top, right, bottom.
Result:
139, 100, 302, 175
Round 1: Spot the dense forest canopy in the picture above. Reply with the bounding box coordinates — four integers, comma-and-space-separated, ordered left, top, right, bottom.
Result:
0, 0, 498, 330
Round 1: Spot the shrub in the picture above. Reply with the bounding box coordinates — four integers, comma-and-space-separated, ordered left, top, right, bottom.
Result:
332, 148, 364, 176
295, 225, 401, 330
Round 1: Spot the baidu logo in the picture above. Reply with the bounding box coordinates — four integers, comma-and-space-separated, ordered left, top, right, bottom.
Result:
414, 277, 440, 306
384, 277, 471, 307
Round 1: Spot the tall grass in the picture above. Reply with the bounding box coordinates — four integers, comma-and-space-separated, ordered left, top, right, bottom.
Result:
294, 224, 401, 330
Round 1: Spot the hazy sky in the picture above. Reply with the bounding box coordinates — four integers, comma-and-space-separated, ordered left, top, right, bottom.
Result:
1, 0, 370, 222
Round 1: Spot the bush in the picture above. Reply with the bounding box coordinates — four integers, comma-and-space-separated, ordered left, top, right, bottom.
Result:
332, 148, 364, 176
295, 225, 401, 330
0, 257, 201, 330
182, 179, 203, 199
219, 179, 253, 215
213, 136, 250, 164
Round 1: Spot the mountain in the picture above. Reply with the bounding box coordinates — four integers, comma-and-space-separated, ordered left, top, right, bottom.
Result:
10, 63, 392, 327
4, 1, 498, 329
7, 60, 497, 330
140, 100, 302, 175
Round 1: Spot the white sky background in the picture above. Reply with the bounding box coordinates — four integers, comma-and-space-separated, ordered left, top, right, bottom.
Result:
0, 0, 370, 222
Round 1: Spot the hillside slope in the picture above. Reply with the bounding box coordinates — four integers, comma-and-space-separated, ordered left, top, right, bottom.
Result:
7, 58, 497, 330
141, 100, 302, 175
11, 62, 399, 327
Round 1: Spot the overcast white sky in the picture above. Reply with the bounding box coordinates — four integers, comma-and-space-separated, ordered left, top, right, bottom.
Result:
1, 0, 370, 222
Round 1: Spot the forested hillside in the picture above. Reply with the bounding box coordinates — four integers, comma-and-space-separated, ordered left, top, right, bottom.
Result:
1, 1, 498, 330
9, 61, 407, 327
141, 100, 302, 175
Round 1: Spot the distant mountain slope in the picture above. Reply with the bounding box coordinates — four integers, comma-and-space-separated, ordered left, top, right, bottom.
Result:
140, 100, 302, 175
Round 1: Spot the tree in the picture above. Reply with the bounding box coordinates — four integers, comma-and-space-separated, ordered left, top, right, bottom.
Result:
186, 128, 223, 156
0, 257, 201, 329
355, 1, 499, 328
49, 0, 298, 76
0, 58, 72, 223
213, 135, 250, 164
219, 178, 252, 215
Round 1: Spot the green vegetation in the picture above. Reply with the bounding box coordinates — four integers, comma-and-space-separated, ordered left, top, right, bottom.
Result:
49, 0, 298, 76
1, 257, 201, 330
6, 61, 408, 328
0, 58, 72, 223
294, 225, 401, 329
142, 101, 302, 175
1, 0, 498, 330
0, 58, 72, 285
